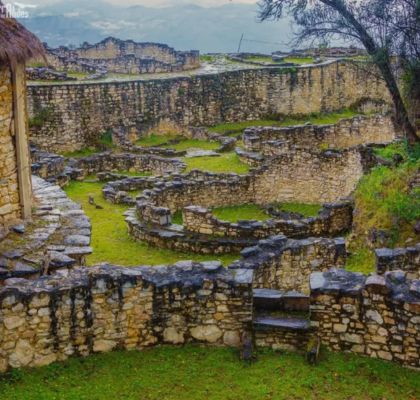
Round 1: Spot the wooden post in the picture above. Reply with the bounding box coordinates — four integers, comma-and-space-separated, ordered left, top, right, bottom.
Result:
12, 63, 32, 220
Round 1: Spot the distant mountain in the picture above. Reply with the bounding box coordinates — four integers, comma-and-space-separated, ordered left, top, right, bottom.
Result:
19, 0, 293, 53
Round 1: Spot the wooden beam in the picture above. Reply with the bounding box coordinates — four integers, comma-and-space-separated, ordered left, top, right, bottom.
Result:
12, 63, 32, 220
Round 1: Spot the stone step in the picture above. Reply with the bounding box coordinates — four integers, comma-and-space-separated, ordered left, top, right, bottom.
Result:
253, 288, 309, 312
253, 315, 311, 332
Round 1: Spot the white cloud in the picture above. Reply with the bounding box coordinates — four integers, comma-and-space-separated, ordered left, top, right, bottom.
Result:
29, 0, 257, 7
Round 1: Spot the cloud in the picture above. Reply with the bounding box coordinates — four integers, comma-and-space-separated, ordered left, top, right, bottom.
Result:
28, 0, 257, 6
105, 0, 257, 6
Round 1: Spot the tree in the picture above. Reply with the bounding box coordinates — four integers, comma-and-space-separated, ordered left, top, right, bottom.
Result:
258, 0, 420, 144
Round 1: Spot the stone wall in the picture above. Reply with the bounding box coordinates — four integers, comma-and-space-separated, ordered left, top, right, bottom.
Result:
375, 245, 420, 279
230, 236, 346, 294
310, 269, 420, 368
69, 152, 186, 178
0, 67, 21, 226
45, 37, 200, 75
0, 263, 252, 372
182, 201, 353, 239
253, 147, 375, 204
243, 114, 397, 154
28, 60, 389, 152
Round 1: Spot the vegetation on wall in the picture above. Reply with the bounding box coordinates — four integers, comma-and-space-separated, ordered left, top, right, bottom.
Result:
208, 109, 360, 135
347, 141, 420, 274
28, 106, 53, 128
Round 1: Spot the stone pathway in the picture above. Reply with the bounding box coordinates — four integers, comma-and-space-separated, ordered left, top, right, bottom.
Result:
0, 176, 92, 281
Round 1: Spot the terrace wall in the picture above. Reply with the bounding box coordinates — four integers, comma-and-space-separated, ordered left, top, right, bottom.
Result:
27, 61, 389, 152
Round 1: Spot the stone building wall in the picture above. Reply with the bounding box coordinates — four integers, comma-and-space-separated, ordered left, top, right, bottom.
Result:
375, 245, 420, 279
44, 38, 200, 75
0, 67, 21, 226
69, 152, 186, 178
182, 201, 353, 239
27, 61, 389, 152
253, 147, 374, 204
310, 269, 420, 369
0, 263, 253, 372
243, 114, 397, 154
230, 236, 346, 294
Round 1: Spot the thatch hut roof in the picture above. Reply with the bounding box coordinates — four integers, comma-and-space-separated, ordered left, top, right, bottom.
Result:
0, 2, 45, 66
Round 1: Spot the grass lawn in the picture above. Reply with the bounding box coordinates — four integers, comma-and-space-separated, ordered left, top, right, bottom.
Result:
283, 57, 315, 64
164, 139, 219, 152
136, 134, 182, 147
64, 181, 238, 266
212, 204, 270, 222
274, 202, 323, 218
183, 152, 249, 174
0, 345, 418, 400
208, 109, 360, 135
62, 148, 101, 158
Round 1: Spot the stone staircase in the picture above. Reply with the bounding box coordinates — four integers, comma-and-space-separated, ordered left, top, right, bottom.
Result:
253, 288, 313, 352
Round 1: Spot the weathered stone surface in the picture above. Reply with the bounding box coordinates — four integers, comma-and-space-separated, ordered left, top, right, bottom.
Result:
190, 325, 223, 343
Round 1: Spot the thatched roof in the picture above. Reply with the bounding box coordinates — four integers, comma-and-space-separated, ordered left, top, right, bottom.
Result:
0, 2, 45, 66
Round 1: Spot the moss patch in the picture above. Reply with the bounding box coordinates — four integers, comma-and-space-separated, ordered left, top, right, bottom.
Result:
64, 181, 238, 266
0, 346, 418, 400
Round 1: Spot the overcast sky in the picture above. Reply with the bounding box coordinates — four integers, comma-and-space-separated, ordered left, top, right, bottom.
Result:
28, 0, 258, 6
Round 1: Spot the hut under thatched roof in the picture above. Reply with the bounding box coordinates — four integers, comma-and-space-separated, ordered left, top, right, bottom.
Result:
0, 2, 45, 66
0, 6, 45, 228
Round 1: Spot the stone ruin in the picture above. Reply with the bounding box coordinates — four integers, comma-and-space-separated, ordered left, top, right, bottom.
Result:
29, 37, 200, 80
1, 52, 419, 376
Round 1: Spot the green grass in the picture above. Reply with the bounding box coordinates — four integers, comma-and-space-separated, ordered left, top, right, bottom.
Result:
346, 242, 376, 274
66, 71, 89, 80
208, 109, 360, 135
212, 204, 270, 222
274, 202, 323, 218
245, 55, 283, 64
348, 142, 420, 273
163, 139, 220, 152
172, 210, 183, 225
0, 345, 418, 400
136, 135, 220, 152
183, 152, 249, 174
62, 148, 101, 158
200, 54, 216, 62
136, 134, 183, 147
283, 57, 315, 64
64, 181, 238, 266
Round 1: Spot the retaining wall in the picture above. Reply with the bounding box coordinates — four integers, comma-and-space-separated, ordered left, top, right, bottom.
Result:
27, 61, 389, 152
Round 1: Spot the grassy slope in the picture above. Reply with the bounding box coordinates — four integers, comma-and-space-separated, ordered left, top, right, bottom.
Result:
0, 346, 418, 400
64, 181, 238, 266
347, 142, 420, 274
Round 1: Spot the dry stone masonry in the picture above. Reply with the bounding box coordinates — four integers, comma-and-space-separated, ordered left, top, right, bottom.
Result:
310, 269, 420, 368
0, 176, 91, 282
243, 114, 397, 156
0, 262, 252, 372
27, 60, 390, 152
43, 37, 200, 76
0, 67, 22, 227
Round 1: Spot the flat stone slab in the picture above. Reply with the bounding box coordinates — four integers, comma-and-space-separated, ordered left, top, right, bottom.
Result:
253, 316, 311, 331
185, 150, 220, 158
